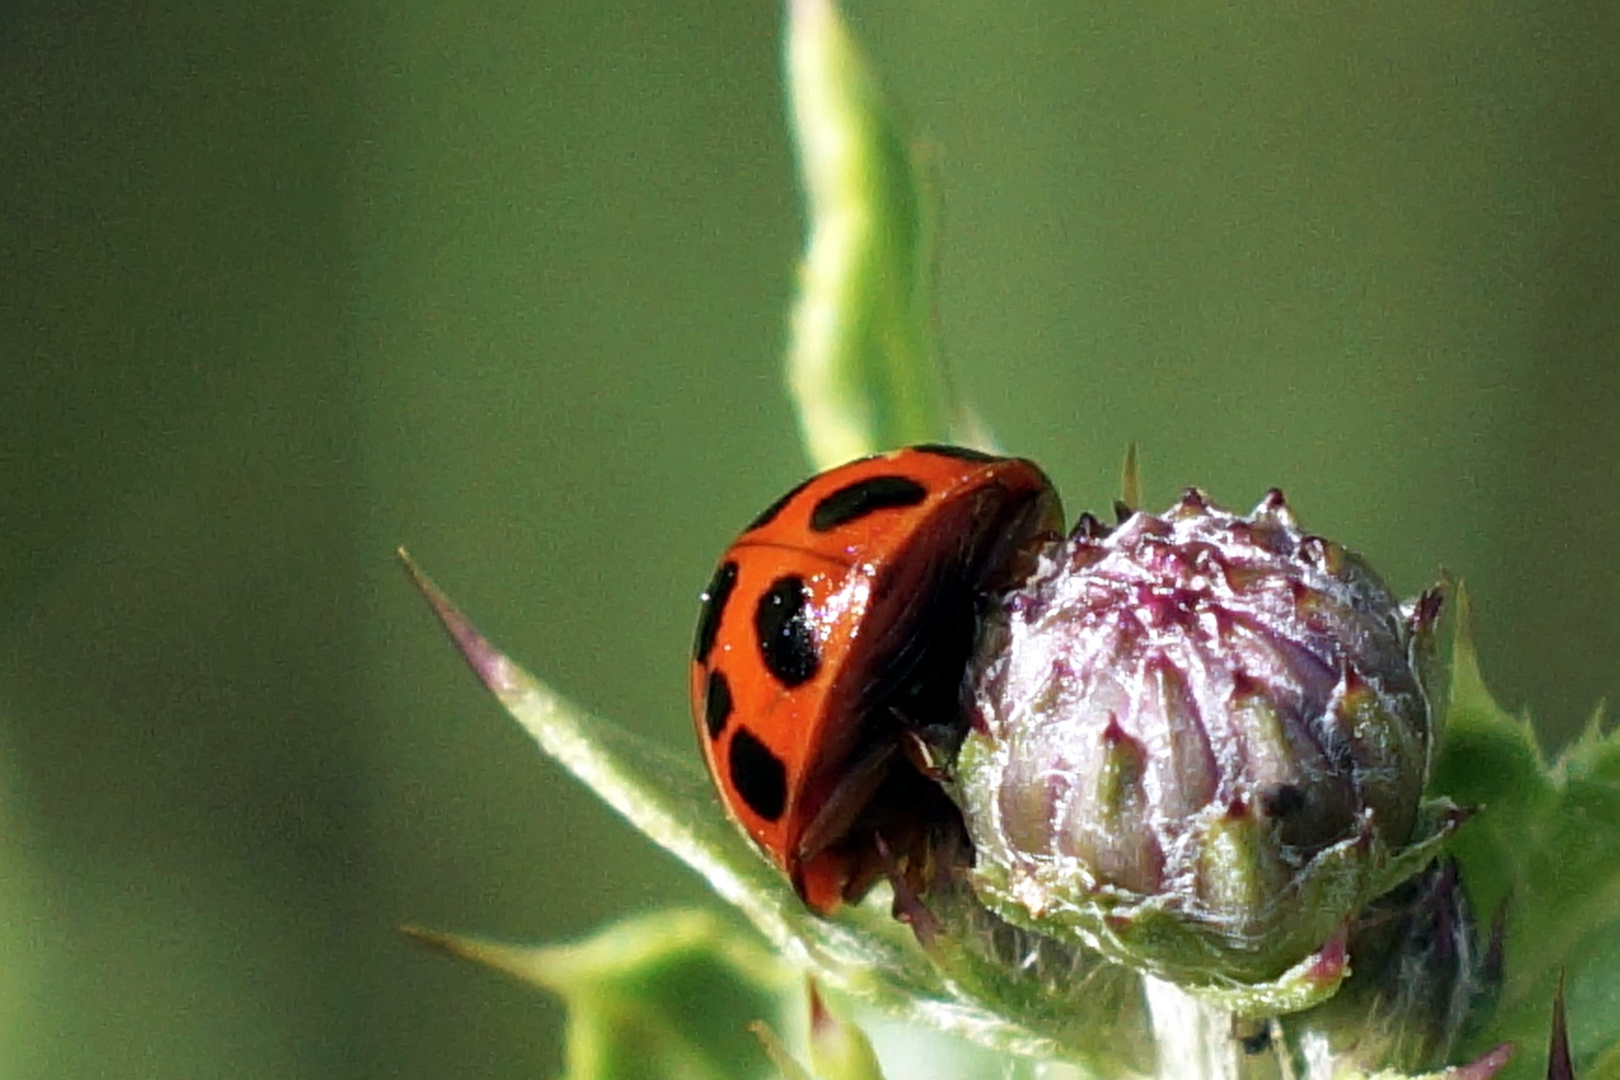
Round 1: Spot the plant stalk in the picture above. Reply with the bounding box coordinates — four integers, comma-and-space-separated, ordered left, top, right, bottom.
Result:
1144, 976, 1243, 1080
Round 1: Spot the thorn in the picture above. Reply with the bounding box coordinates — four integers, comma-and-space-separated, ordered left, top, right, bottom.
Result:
1449, 580, 1494, 713
1306, 927, 1349, 983
1335, 655, 1366, 695
1101, 713, 1130, 745
397, 924, 462, 957
1481, 896, 1508, 993
1411, 586, 1446, 634
1120, 441, 1141, 511
1547, 972, 1574, 1080
1575, 701, 1609, 752
1070, 510, 1109, 540
1253, 487, 1299, 529
397, 548, 523, 698
807, 978, 833, 1036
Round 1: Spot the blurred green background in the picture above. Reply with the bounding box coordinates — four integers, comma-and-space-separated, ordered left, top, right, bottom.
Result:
2, 1, 1616, 1076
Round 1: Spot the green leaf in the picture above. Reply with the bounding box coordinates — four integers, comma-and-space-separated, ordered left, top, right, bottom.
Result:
784, 0, 963, 467
751, 987, 889, 1080
398, 549, 1144, 1077
1428, 585, 1620, 1080
804, 989, 887, 1080
404, 909, 787, 1080
751, 1022, 824, 1080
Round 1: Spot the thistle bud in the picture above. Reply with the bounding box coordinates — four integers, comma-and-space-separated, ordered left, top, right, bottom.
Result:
953, 489, 1458, 1010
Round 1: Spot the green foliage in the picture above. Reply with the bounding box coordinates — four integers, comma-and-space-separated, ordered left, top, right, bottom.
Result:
399, 550, 1142, 1076
785, 0, 967, 467
752, 989, 887, 1080
1428, 588, 1620, 1080
403, 549, 1605, 1078
404, 910, 786, 1080
400, 3, 1614, 1077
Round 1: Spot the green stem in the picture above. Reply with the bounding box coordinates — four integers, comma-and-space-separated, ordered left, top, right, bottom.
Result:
1143, 977, 1242, 1080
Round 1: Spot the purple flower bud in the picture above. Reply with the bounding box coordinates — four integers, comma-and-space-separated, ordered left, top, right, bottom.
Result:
953, 489, 1457, 1008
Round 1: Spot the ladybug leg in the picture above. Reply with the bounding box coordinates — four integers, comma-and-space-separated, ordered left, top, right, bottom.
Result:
795, 740, 897, 864
874, 834, 943, 947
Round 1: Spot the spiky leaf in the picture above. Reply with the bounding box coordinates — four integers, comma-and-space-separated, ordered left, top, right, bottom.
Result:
1427, 587, 1620, 1079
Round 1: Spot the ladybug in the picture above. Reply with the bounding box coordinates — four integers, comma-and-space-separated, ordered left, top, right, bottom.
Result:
689, 444, 1063, 914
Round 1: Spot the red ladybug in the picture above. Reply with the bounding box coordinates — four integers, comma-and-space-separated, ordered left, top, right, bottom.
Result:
689, 444, 1063, 913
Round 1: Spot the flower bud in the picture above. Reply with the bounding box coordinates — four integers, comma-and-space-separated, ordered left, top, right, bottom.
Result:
952, 489, 1458, 1011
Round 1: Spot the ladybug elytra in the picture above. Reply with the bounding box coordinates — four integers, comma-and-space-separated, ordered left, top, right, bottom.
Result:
689, 444, 1063, 913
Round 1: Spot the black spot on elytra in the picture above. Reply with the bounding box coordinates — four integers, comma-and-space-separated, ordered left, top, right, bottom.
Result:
810, 475, 928, 532
728, 727, 787, 821
912, 443, 996, 463
693, 560, 737, 665
704, 669, 733, 740
745, 476, 814, 532
754, 575, 819, 687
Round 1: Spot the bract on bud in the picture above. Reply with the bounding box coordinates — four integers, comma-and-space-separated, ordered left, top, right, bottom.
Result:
952, 489, 1460, 1013
1288, 858, 1503, 1073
